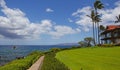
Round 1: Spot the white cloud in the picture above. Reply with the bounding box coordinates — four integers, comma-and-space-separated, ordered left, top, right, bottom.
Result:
72, 6, 91, 17
72, 6, 92, 32
49, 25, 79, 39
99, 1, 120, 25
68, 18, 73, 22
0, 0, 7, 8
71, 1, 120, 31
46, 8, 54, 12
0, 0, 78, 39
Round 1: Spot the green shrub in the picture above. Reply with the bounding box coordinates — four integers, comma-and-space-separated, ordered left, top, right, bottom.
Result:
50, 48, 61, 52
101, 44, 114, 47
41, 52, 69, 70
0, 51, 42, 70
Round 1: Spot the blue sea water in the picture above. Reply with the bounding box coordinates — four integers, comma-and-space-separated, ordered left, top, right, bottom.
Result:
0, 45, 74, 66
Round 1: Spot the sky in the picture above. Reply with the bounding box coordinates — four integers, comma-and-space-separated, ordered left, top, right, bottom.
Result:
0, 0, 120, 45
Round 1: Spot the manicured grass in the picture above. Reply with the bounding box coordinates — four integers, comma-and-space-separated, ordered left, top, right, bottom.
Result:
41, 52, 69, 70
0, 51, 42, 70
56, 47, 120, 70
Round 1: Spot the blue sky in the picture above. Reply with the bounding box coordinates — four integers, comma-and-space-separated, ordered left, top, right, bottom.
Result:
0, 0, 119, 45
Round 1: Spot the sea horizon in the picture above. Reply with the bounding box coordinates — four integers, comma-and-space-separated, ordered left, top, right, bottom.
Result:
0, 44, 78, 66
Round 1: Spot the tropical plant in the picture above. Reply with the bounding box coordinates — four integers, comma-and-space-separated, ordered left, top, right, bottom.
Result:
95, 14, 102, 44
94, 0, 104, 12
115, 14, 120, 23
99, 25, 105, 32
50, 48, 61, 52
87, 10, 96, 45
99, 25, 105, 44
84, 37, 94, 47
78, 41, 87, 47
94, 0, 104, 44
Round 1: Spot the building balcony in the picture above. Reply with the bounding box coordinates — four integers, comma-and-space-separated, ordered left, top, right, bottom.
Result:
101, 36, 120, 40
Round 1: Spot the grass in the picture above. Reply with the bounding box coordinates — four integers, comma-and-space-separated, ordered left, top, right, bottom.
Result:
41, 52, 69, 70
56, 47, 120, 70
0, 51, 42, 70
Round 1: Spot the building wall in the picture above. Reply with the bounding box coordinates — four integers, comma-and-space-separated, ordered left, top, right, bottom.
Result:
115, 39, 120, 44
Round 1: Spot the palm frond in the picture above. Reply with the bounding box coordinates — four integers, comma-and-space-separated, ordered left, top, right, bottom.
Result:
87, 10, 96, 22
94, 0, 101, 8
94, 0, 104, 10
115, 14, 120, 23
97, 4, 104, 9
119, 14, 120, 21
86, 15, 90, 17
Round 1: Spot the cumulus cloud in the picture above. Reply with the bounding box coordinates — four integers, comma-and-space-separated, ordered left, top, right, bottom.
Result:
49, 25, 79, 39
46, 8, 54, 12
0, 0, 78, 39
0, 0, 7, 8
72, 6, 92, 31
71, 1, 120, 31
68, 18, 73, 23
99, 1, 120, 25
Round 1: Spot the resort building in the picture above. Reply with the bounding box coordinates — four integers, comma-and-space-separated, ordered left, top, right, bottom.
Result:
101, 25, 120, 45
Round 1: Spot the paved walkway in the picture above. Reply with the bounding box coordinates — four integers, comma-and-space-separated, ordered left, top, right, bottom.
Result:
28, 56, 45, 70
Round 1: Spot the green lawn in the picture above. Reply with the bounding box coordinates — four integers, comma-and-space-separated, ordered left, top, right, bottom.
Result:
56, 47, 120, 70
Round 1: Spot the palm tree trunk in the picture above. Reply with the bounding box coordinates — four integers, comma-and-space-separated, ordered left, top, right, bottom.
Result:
95, 22, 98, 45
93, 22, 96, 46
95, 9, 98, 45
96, 10, 100, 45
97, 22, 100, 44
94, 0, 104, 45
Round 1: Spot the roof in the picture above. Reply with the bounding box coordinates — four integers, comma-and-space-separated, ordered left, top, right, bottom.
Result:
106, 25, 120, 31
101, 25, 120, 34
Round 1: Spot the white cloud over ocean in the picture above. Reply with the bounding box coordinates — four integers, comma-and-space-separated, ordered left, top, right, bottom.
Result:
0, 0, 120, 40
0, 0, 79, 39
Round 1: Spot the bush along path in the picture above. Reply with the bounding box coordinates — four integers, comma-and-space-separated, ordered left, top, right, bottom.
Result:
41, 52, 69, 70
0, 51, 42, 70
28, 56, 44, 70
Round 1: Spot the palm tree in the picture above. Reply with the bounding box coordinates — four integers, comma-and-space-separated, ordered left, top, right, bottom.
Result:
94, 0, 104, 12
99, 25, 105, 44
95, 13, 102, 45
115, 14, 120, 23
94, 0, 104, 44
87, 10, 96, 45
99, 25, 105, 32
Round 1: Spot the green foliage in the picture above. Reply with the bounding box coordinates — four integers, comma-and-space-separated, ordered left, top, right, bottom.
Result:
41, 52, 69, 70
50, 48, 61, 52
100, 25, 105, 31
100, 44, 114, 47
84, 37, 94, 47
56, 47, 120, 70
0, 51, 42, 70
78, 41, 87, 47
79, 37, 94, 47
115, 14, 120, 23
71, 46, 78, 49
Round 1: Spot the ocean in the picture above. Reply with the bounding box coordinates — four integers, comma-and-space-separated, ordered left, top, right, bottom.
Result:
0, 45, 74, 66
